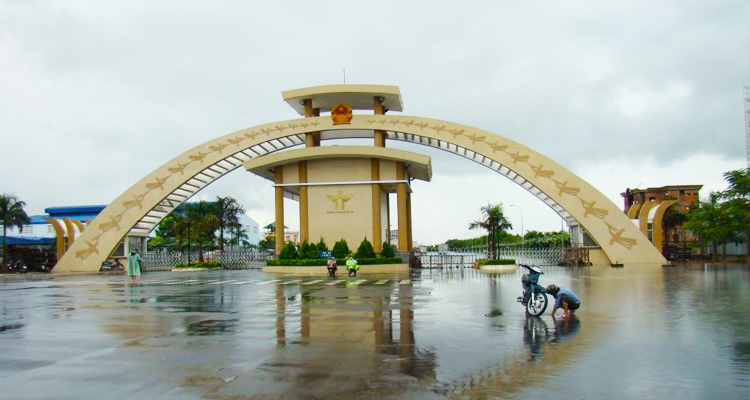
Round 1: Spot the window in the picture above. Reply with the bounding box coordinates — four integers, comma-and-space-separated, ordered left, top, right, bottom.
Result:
679, 189, 685, 195
21, 225, 34, 234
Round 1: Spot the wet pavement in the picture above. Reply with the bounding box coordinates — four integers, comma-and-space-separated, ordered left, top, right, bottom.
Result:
0, 264, 748, 399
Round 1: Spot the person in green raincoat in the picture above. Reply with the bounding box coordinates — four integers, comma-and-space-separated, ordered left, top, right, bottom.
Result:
345, 256, 359, 277
127, 250, 144, 283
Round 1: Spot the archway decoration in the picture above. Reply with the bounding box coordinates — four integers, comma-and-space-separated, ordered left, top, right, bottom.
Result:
53, 114, 665, 272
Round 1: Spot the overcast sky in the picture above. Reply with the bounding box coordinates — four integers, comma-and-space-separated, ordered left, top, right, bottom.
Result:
1, 0, 749, 244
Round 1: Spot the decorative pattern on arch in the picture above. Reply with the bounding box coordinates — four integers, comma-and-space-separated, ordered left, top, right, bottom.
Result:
53, 115, 665, 272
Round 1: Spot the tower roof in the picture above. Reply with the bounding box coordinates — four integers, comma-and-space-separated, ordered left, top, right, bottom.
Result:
281, 84, 403, 116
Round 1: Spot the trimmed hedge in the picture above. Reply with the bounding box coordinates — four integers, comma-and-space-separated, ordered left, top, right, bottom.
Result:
266, 257, 402, 267
477, 259, 516, 265
266, 259, 328, 266
174, 261, 222, 269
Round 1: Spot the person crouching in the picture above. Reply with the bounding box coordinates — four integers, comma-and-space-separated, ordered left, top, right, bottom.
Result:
546, 284, 581, 318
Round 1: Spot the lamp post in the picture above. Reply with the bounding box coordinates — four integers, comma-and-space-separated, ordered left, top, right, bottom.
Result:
509, 204, 524, 260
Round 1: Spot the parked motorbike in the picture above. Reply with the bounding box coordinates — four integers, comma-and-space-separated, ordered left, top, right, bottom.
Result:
517, 264, 548, 316
100, 259, 124, 272
9, 260, 28, 274
35, 259, 53, 273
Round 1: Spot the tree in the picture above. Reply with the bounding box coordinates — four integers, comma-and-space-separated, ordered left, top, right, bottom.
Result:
0, 194, 30, 264
279, 242, 298, 260
332, 239, 350, 259
214, 196, 245, 251
172, 201, 219, 262
468, 203, 512, 259
685, 194, 742, 258
299, 240, 319, 259
381, 242, 396, 257
316, 238, 328, 254
259, 236, 275, 250
355, 237, 376, 259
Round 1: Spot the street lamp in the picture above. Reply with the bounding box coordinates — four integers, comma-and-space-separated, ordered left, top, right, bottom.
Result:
509, 204, 524, 248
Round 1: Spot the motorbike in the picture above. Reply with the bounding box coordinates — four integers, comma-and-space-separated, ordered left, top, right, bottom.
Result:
517, 264, 548, 316
100, 259, 124, 272
9, 260, 28, 274
36, 259, 53, 273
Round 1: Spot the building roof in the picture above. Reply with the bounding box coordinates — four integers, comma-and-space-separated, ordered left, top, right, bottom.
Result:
2, 236, 54, 246
263, 222, 288, 230
45, 205, 106, 217
281, 84, 403, 116
621, 185, 703, 197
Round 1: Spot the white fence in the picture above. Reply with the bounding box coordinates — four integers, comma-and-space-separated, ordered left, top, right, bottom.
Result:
418, 247, 564, 268
141, 250, 272, 271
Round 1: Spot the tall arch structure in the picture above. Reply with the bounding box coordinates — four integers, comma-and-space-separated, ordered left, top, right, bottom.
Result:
53, 111, 665, 273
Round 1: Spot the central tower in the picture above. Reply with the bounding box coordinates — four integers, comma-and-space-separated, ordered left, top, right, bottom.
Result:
244, 85, 431, 254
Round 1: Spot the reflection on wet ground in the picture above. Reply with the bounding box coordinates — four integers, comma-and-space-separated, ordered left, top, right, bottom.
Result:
0, 264, 748, 399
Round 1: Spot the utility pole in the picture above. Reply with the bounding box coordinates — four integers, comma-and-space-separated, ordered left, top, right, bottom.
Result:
744, 86, 750, 169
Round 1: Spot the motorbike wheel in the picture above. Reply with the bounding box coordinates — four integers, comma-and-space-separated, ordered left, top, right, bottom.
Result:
526, 292, 548, 316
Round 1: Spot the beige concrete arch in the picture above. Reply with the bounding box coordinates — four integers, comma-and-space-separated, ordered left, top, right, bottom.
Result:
53, 114, 665, 272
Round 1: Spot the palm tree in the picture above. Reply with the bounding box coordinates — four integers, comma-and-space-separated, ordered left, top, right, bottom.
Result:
215, 196, 246, 251
1, 194, 30, 264
469, 203, 512, 260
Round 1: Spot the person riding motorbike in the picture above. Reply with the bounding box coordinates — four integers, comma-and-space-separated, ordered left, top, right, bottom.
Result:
327, 256, 338, 277
345, 256, 359, 277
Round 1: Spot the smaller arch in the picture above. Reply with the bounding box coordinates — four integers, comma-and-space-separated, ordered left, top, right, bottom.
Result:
61, 218, 77, 250
651, 200, 678, 253
44, 218, 66, 260
627, 203, 641, 219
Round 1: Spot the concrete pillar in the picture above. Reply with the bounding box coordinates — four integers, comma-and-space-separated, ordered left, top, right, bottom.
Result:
396, 162, 408, 252
406, 192, 413, 250
374, 97, 386, 147
304, 99, 316, 147
313, 108, 321, 146
275, 166, 284, 254
299, 161, 309, 243
371, 159, 382, 253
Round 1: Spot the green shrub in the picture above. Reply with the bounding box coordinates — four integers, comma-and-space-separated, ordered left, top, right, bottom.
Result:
332, 239, 350, 259
279, 242, 299, 260
299, 240, 319, 259
476, 259, 516, 265
381, 242, 396, 258
355, 237, 376, 259
266, 258, 328, 266
266, 257, 402, 266
316, 238, 328, 254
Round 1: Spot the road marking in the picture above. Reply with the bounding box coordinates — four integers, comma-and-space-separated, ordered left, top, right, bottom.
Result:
209, 280, 238, 285
231, 280, 259, 285
164, 279, 198, 285
350, 279, 367, 285
258, 279, 281, 285
282, 280, 302, 285
302, 280, 324, 285
399, 279, 410, 285
421, 279, 433, 285
375, 279, 389, 285
326, 280, 345, 286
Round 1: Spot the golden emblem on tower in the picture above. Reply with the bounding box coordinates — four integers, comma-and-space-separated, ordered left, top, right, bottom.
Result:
327, 189, 354, 213
331, 103, 353, 125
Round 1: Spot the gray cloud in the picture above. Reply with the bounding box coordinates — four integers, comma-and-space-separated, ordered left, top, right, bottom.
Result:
1, 0, 748, 242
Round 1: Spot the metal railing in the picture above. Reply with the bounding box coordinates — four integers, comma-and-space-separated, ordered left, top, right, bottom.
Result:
141, 250, 273, 271
417, 247, 565, 268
